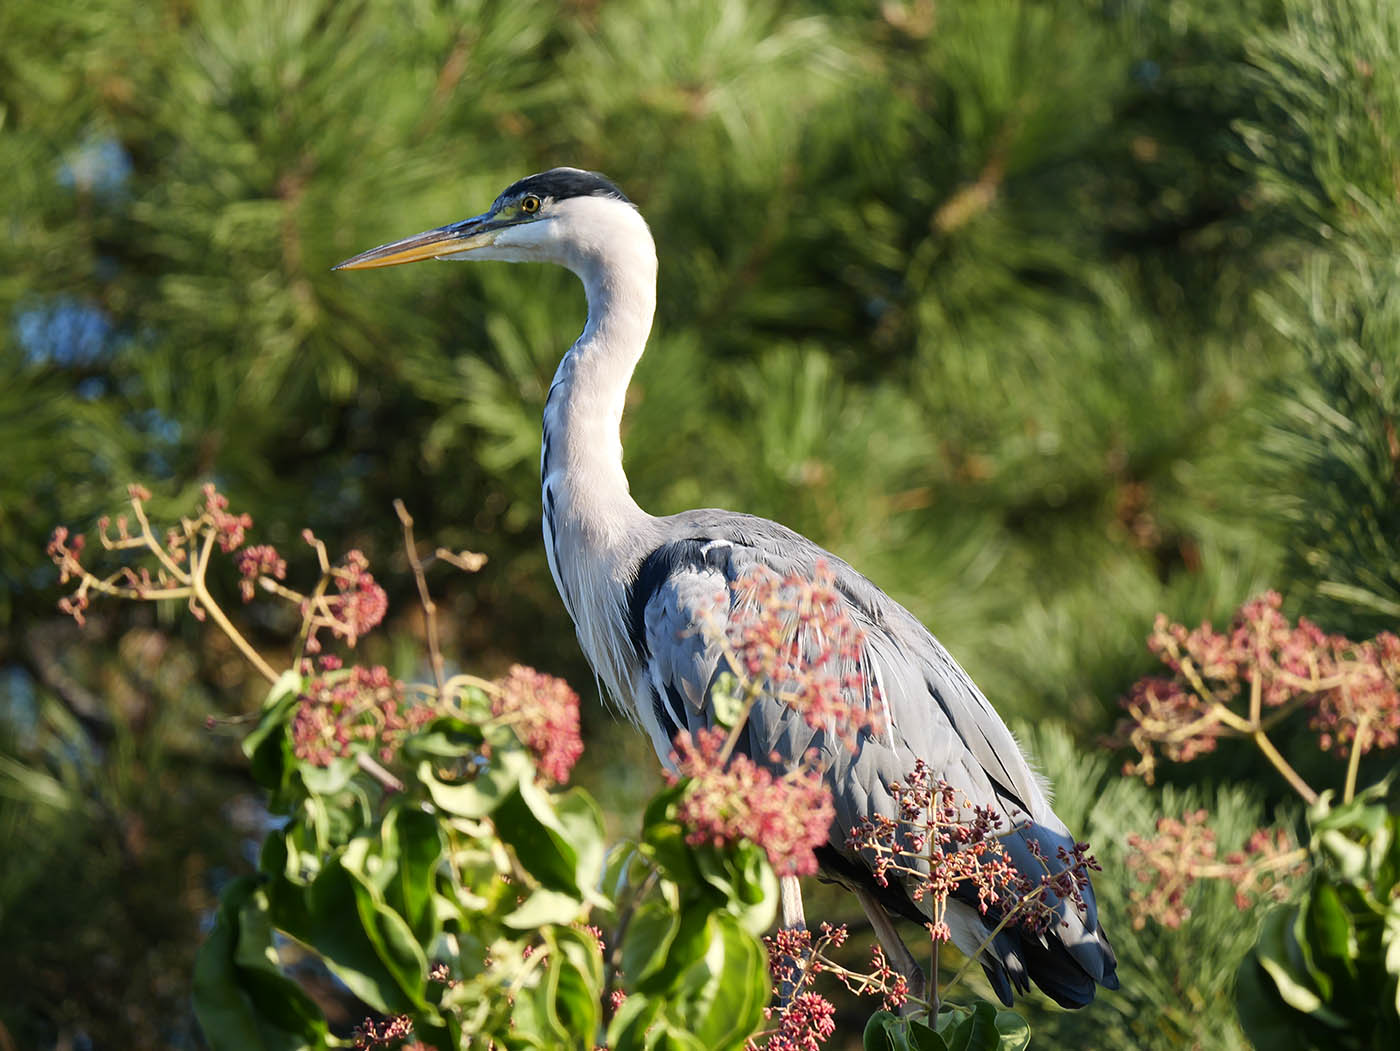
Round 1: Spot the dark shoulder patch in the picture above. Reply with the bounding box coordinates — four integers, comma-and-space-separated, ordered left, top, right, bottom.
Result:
501, 167, 630, 205
625, 539, 730, 658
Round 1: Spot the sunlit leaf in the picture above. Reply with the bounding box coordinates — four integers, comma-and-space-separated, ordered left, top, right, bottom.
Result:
193, 877, 329, 1051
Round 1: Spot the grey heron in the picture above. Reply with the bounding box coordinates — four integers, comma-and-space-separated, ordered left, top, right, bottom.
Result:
335, 168, 1118, 1010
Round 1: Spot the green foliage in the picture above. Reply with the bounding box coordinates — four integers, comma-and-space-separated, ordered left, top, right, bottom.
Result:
1262, 255, 1400, 635
1013, 721, 1278, 1051
1235, 0, 1400, 635
194, 661, 777, 1050
1237, 780, 1400, 1049
0, 687, 238, 1050
6, 0, 1400, 1046
864, 1004, 1029, 1051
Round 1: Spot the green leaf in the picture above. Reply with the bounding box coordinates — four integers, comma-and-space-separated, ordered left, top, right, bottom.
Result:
620, 900, 681, 990
909, 1018, 951, 1051
934, 1001, 1003, 1051
606, 991, 663, 1051
244, 671, 303, 797
491, 777, 607, 903
669, 912, 768, 1049
242, 670, 303, 761
298, 756, 357, 796
1236, 952, 1308, 1051
492, 786, 581, 896
864, 1005, 1021, 1051
1254, 906, 1326, 1015
1304, 881, 1356, 984
661, 901, 717, 983
383, 807, 444, 945
504, 887, 586, 929
549, 785, 609, 901
268, 859, 416, 1015
402, 714, 485, 761
419, 745, 533, 819
340, 848, 432, 1016
864, 1011, 906, 1051
544, 927, 603, 1046
193, 877, 329, 1051
641, 784, 704, 886
1384, 899, 1400, 1016
1247, 905, 1348, 1031
694, 838, 778, 934
708, 672, 745, 728
993, 1010, 1031, 1051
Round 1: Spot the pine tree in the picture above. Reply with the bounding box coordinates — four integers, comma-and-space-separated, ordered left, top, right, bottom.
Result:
3, 0, 1397, 1046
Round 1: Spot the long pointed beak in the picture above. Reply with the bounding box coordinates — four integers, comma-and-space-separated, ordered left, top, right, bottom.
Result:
332, 213, 499, 270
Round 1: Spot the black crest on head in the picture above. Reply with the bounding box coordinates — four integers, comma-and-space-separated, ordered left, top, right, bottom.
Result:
497, 168, 631, 208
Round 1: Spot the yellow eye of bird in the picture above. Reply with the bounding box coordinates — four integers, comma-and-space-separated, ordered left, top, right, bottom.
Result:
520, 195, 541, 214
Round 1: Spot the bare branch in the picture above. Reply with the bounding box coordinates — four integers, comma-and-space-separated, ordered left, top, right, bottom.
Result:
395, 499, 445, 696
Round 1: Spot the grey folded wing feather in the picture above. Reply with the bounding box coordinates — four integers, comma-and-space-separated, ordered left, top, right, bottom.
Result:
625, 509, 1118, 1007
630, 510, 1042, 810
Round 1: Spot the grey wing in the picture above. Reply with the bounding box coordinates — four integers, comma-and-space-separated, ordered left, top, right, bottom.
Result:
626, 510, 1118, 1007
628, 512, 1044, 817
630, 532, 826, 769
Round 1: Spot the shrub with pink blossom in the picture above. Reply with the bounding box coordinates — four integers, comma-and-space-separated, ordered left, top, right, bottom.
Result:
1114, 592, 1400, 1044
47, 485, 780, 1051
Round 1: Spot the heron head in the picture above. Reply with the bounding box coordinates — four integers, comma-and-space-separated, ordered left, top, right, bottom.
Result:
333, 167, 638, 272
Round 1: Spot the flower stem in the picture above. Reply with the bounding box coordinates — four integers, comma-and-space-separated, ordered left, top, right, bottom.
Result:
928, 937, 940, 1020
356, 751, 404, 793
1343, 715, 1370, 805
190, 531, 279, 684
1252, 729, 1318, 805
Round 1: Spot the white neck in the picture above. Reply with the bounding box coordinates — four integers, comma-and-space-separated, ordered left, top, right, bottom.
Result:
539, 198, 657, 611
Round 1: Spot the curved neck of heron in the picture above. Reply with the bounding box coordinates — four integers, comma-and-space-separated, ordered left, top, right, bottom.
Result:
541, 216, 657, 558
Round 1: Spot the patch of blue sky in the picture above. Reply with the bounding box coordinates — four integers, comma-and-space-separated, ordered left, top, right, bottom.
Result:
57, 134, 133, 200
16, 296, 115, 366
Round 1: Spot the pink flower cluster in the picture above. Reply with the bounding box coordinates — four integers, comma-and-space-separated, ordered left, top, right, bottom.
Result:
323, 548, 389, 646
1313, 629, 1400, 754
46, 526, 91, 624
48, 483, 264, 625
847, 760, 1096, 942
492, 665, 585, 784
867, 943, 910, 1011
669, 727, 834, 877
353, 1014, 417, 1050
1114, 591, 1400, 781
292, 664, 432, 766
1125, 810, 1305, 931
298, 542, 390, 652
202, 484, 252, 552
750, 992, 836, 1051
235, 544, 286, 602
754, 923, 907, 1049
724, 563, 884, 751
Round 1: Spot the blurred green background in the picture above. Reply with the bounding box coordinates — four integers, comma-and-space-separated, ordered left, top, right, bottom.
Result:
2, 0, 1397, 1047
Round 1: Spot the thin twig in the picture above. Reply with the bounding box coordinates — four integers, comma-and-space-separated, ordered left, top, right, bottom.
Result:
395, 499, 446, 696
435, 547, 487, 573
130, 498, 193, 585
292, 548, 333, 669
356, 752, 405, 793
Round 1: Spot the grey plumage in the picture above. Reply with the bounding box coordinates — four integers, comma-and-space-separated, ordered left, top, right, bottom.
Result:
335, 167, 1118, 1010
625, 511, 1117, 1007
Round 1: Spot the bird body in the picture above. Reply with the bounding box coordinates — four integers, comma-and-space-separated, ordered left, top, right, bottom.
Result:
336, 168, 1118, 1009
